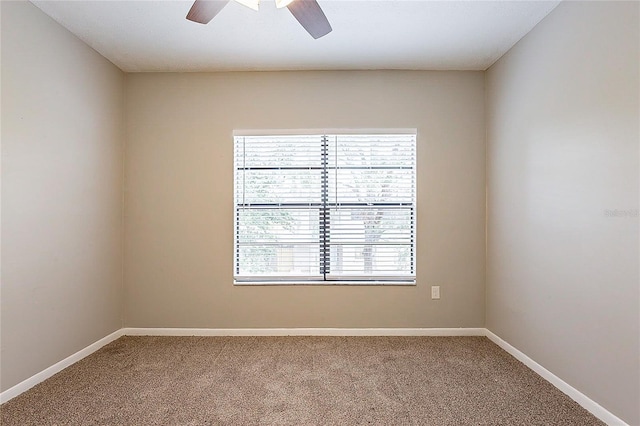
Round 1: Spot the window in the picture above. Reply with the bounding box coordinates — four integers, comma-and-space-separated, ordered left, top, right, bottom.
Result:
234, 131, 416, 284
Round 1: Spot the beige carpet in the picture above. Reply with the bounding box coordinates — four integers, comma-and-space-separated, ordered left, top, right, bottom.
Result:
1, 336, 603, 425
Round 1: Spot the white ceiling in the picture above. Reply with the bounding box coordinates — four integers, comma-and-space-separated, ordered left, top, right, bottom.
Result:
31, 0, 560, 72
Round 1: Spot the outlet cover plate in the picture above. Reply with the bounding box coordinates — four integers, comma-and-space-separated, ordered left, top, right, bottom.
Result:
431, 286, 440, 299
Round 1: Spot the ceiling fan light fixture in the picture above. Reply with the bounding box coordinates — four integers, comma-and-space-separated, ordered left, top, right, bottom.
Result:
275, 0, 295, 8
234, 0, 260, 11
186, 0, 331, 39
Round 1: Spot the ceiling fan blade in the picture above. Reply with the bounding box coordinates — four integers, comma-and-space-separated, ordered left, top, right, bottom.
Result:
287, 0, 332, 39
186, 0, 230, 24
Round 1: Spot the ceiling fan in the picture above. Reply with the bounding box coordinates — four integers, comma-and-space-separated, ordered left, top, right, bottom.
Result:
186, 0, 332, 39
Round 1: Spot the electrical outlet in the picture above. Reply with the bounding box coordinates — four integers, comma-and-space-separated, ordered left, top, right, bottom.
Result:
431, 286, 440, 300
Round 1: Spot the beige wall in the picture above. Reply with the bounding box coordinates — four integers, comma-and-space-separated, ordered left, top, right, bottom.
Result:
486, 1, 639, 424
1, 1, 124, 391
124, 71, 486, 328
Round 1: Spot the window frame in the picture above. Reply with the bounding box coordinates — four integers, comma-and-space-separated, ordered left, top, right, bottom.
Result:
233, 129, 417, 286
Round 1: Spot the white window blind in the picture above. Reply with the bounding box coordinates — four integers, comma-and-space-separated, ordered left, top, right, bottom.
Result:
234, 132, 416, 284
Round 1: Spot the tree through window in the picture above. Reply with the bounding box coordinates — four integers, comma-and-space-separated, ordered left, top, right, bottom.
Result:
234, 132, 416, 284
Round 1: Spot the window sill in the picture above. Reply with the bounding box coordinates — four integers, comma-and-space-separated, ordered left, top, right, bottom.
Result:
234, 280, 416, 286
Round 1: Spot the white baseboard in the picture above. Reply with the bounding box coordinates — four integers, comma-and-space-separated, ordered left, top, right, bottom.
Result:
485, 330, 628, 426
122, 327, 487, 337
0, 328, 124, 404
